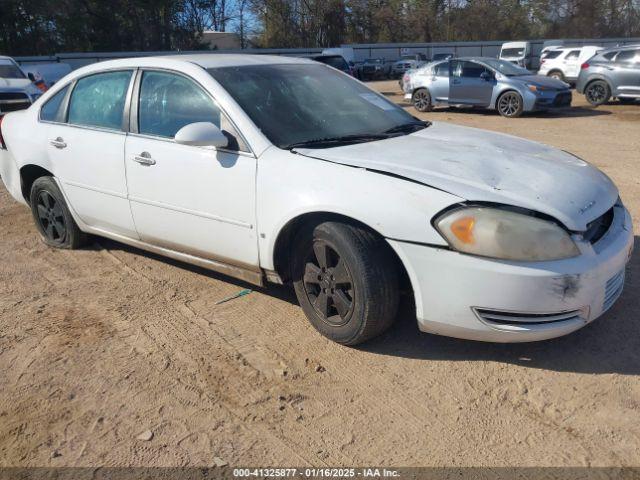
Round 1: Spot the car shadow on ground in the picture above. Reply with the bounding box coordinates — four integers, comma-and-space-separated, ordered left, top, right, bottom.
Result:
361, 236, 640, 376
432, 106, 612, 118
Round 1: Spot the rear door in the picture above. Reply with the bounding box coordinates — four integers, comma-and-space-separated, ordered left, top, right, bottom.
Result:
563, 49, 581, 79
44, 70, 138, 238
612, 49, 640, 96
449, 60, 494, 106
124, 69, 259, 268
425, 61, 450, 102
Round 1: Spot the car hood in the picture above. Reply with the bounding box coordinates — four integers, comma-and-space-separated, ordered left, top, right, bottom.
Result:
0, 77, 32, 89
295, 122, 618, 231
508, 74, 569, 89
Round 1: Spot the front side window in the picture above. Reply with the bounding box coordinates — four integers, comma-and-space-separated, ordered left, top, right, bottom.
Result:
460, 61, 489, 78
138, 70, 245, 151
208, 64, 416, 149
542, 50, 562, 60
68, 71, 132, 130
40, 85, 70, 122
434, 61, 450, 77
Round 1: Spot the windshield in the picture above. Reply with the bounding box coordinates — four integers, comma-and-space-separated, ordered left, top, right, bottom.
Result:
315, 55, 349, 71
481, 59, 531, 76
208, 64, 418, 149
0, 61, 26, 79
501, 48, 525, 58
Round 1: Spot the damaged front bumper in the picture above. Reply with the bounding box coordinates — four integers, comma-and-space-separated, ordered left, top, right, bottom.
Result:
388, 203, 634, 342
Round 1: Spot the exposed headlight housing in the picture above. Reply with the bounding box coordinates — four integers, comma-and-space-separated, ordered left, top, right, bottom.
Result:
435, 206, 580, 261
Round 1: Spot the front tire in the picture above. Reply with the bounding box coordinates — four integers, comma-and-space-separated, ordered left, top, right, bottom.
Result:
291, 221, 399, 345
497, 91, 524, 118
584, 80, 611, 106
30, 176, 87, 249
412, 88, 433, 112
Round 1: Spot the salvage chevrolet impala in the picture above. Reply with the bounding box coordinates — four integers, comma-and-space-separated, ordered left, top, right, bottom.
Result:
0, 55, 633, 345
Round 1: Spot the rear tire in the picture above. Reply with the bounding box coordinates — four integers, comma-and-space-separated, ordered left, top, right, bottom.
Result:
412, 88, 433, 112
291, 221, 399, 345
30, 176, 87, 249
497, 91, 524, 118
584, 80, 611, 106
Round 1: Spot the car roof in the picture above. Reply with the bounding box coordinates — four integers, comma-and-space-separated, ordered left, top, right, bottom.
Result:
600, 44, 640, 54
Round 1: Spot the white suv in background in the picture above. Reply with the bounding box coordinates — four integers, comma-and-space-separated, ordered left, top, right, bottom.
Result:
538, 46, 603, 83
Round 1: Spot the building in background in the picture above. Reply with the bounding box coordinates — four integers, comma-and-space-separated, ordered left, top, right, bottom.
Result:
201, 31, 241, 50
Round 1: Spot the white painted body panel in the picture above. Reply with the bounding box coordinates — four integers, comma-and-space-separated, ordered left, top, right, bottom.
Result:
124, 135, 259, 267
0, 54, 633, 343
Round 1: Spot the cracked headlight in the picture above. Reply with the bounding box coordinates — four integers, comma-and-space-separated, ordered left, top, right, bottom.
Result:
435, 207, 580, 261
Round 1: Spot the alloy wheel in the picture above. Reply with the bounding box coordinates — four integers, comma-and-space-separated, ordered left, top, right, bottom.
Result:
586, 83, 607, 104
498, 92, 521, 117
413, 90, 430, 111
36, 191, 67, 242
302, 240, 354, 327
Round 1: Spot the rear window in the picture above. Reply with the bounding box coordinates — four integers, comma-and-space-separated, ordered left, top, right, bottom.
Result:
315, 56, 349, 71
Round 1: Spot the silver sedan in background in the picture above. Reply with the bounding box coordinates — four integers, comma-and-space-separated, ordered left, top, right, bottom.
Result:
403, 57, 572, 117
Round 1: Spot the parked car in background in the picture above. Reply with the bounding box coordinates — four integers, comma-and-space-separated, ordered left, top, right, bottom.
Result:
306, 54, 354, 76
0, 56, 46, 114
359, 58, 391, 80
391, 54, 428, 79
432, 52, 455, 61
538, 46, 603, 83
1, 54, 631, 345
577, 45, 640, 106
499, 41, 533, 69
21, 63, 73, 88
404, 57, 572, 117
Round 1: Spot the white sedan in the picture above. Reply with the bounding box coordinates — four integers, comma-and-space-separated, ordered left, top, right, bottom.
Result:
0, 54, 633, 345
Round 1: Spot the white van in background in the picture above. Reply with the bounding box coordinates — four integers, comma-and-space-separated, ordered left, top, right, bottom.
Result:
538, 46, 603, 83
499, 41, 532, 69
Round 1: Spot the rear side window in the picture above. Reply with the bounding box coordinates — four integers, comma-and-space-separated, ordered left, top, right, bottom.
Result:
40, 85, 69, 122
615, 50, 639, 63
68, 71, 132, 130
543, 50, 562, 59
603, 51, 618, 60
565, 50, 580, 60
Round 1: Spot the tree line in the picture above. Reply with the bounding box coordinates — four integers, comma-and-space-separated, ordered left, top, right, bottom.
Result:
1, 0, 639, 56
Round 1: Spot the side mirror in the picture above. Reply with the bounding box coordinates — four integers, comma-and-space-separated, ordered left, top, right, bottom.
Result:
175, 122, 228, 148
27, 72, 36, 82
480, 71, 493, 81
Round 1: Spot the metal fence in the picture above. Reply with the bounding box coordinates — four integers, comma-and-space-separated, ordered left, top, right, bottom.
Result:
13, 37, 640, 71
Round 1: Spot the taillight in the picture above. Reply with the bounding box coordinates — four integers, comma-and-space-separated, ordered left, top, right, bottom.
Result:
0, 115, 6, 150
581, 62, 590, 70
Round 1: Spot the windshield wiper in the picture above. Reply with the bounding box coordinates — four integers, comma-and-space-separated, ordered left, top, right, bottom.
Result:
286, 133, 388, 150
383, 120, 431, 135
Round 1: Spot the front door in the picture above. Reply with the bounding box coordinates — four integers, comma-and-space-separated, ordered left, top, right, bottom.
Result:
124, 69, 259, 268
45, 70, 138, 238
449, 60, 494, 106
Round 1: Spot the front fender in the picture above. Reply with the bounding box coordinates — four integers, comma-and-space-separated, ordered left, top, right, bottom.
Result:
256, 147, 462, 270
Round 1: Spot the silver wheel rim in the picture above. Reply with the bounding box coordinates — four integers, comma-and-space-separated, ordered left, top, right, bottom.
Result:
413, 91, 430, 110
498, 93, 521, 116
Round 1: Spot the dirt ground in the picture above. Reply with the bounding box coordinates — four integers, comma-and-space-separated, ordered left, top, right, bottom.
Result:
1, 81, 639, 469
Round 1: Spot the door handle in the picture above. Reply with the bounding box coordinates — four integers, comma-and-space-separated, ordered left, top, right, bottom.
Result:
132, 151, 156, 166
49, 137, 67, 149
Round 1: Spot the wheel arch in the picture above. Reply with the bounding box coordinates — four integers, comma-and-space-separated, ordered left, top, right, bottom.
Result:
20, 164, 54, 204
271, 211, 413, 296
491, 87, 522, 109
